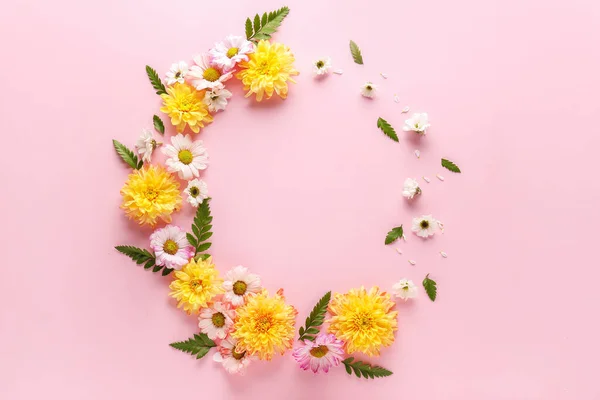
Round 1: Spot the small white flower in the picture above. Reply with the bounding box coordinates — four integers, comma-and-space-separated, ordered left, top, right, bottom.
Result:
312, 57, 332, 75
198, 302, 236, 340
162, 133, 208, 180
222, 266, 262, 306
392, 279, 418, 300
165, 61, 189, 86
183, 179, 208, 207
188, 53, 233, 91
402, 178, 421, 199
150, 225, 194, 269
360, 81, 377, 98
209, 35, 255, 71
203, 86, 232, 113
213, 336, 253, 375
134, 128, 158, 162
403, 112, 430, 134
412, 215, 438, 238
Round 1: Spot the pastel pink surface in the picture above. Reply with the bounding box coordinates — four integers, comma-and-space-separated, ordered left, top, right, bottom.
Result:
1, 0, 599, 399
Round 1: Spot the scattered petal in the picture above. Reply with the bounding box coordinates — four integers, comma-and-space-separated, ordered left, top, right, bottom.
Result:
414, 150, 420, 159
422, 176, 431, 183
440, 251, 447, 258
393, 94, 400, 103
408, 260, 416, 265
402, 235, 407, 242
333, 69, 344, 75
436, 174, 445, 181
380, 72, 388, 79
396, 248, 403, 255
401, 106, 410, 113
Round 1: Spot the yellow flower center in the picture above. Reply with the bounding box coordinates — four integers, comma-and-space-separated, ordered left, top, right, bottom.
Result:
163, 239, 179, 255
145, 188, 159, 201
212, 312, 225, 328
203, 67, 221, 82
256, 61, 275, 76
233, 280, 247, 296
420, 220, 429, 229
178, 149, 193, 165
232, 348, 246, 360
189, 279, 203, 291
309, 345, 329, 358
316, 60, 324, 68
175, 71, 182, 78
226, 47, 239, 58
353, 312, 374, 331
189, 186, 200, 197
255, 315, 273, 333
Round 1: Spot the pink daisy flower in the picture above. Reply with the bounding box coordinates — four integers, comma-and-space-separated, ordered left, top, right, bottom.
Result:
292, 333, 345, 373
209, 35, 254, 71
213, 336, 254, 374
198, 301, 235, 340
222, 266, 262, 307
149, 225, 194, 269
188, 53, 233, 91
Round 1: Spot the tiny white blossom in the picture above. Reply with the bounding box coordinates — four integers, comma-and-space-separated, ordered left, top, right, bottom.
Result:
392, 279, 418, 300
412, 215, 438, 238
184, 179, 208, 207
403, 112, 430, 135
312, 57, 332, 75
203, 87, 233, 113
360, 82, 377, 98
165, 61, 189, 86
134, 128, 158, 162
402, 178, 421, 199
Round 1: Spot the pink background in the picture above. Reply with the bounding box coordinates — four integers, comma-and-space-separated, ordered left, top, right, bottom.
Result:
2, 0, 600, 398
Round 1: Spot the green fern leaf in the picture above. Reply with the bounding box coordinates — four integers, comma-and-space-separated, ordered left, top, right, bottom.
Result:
441, 158, 461, 173
189, 198, 213, 256
145, 65, 167, 95
169, 333, 216, 360
342, 358, 393, 379
385, 225, 403, 245
246, 6, 290, 42
349, 40, 364, 65
377, 118, 399, 142
423, 273, 437, 301
112, 140, 142, 170
153, 115, 165, 135
298, 291, 331, 341
115, 245, 172, 275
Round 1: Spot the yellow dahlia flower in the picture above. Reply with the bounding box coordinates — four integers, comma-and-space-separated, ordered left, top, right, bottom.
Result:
160, 83, 213, 133
120, 165, 182, 226
231, 289, 297, 360
235, 40, 299, 102
327, 286, 397, 357
169, 256, 224, 315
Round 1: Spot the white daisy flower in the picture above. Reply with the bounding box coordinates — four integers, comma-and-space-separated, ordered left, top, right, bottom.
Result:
222, 266, 262, 306
162, 134, 209, 180
188, 53, 233, 91
198, 302, 236, 340
149, 225, 195, 269
412, 215, 438, 238
165, 61, 189, 86
203, 86, 233, 113
213, 336, 253, 374
403, 112, 431, 135
402, 178, 422, 199
209, 35, 254, 71
183, 179, 208, 207
392, 279, 418, 300
360, 81, 377, 98
134, 128, 159, 162
312, 57, 332, 75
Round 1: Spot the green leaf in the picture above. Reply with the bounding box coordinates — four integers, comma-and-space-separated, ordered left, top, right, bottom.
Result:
349, 40, 363, 65
145, 65, 167, 95
342, 358, 393, 379
115, 245, 172, 275
169, 333, 216, 360
153, 115, 165, 135
189, 198, 214, 256
377, 118, 399, 142
112, 140, 142, 170
245, 6, 290, 42
441, 158, 461, 173
298, 291, 331, 341
423, 273, 437, 301
385, 226, 403, 245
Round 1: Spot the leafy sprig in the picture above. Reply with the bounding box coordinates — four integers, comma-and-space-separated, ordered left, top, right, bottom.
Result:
441, 158, 461, 173
169, 333, 216, 360
377, 117, 399, 142
423, 273, 437, 301
115, 245, 173, 276
298, 291, 331, 342
385, 226, 403, 245
153, 115, 165, 135
349, 40, 364, 65
112, 140, 143, 170
342, 357, 393, 379
145, 65, 167, 95
186, 198, 213, 256
245, 6, 290, 42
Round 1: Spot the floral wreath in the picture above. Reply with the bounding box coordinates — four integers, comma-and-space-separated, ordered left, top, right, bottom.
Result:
113, 6, 462, 379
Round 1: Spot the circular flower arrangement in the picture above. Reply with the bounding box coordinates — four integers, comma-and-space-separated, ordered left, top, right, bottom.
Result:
113, 5, 462, 379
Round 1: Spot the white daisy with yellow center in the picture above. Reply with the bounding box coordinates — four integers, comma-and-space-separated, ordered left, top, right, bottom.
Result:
209, 35, 255, 71
162, 133, 208, 180
188, 53, 233, 91
150, 225, 194, 269
183, 178, 208, 207
222, 265, 262, 306
198, 301, 236, 340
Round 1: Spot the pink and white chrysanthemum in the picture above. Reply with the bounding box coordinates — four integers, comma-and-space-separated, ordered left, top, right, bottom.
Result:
188, 54, 233, 91
209, 35, 254, 71
222, 266, 262, 306
292, 333, 345, 374
198, 301, 236, 340
149, 225, 194, 269
213, 336, 253, 374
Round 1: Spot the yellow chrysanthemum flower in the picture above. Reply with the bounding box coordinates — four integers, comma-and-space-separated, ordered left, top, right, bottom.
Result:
235, 40, 299, 102
169, 256, 224, 314
120, 165, 182, 226
160, 83, 213, 133
327, 286, 397, 357
231, 289, 297, 360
